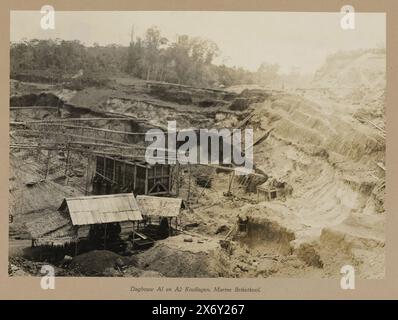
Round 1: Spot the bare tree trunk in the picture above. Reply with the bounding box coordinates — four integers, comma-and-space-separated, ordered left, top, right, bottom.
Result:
159, 68, 165, 82
146, 65, 152, 81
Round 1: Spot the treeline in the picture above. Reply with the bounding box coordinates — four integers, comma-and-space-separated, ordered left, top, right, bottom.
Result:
10, 26, 281, 88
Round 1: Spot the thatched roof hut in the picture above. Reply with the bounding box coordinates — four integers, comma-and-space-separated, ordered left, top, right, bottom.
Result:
9, 154, 78, 243
9, 155, 76, 217
25, 209, 77, 246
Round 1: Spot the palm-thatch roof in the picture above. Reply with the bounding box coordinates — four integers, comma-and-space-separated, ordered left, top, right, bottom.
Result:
25, 209, 71, 238
24, 209, 77, 245
9, 155, 76, 216
9, 154, 79, 245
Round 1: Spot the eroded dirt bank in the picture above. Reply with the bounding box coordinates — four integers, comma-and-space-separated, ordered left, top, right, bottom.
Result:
9, 76, 385, 279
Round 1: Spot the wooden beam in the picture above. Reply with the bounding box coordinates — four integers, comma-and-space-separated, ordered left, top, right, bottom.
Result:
133, 164, 137, 191
10, 106, 59, 110
103, 156, 107, 182
123, 162, 126, 186
113, 158, 116, 182
44, 150, 51, 180
187, 164, 192, 204
227, 169, 235, 195
168, 165, 172, 195
10, 117, 134, 125
94, 171, 115, 184
103, 224, 107, 250
85, 155, 90, 196
64, 144, 70, 184
36, 123, 152, 136
14, 128, 142, 149
144, 167, 149, 194
237, 112, 255, 129
175, 163, 180, 196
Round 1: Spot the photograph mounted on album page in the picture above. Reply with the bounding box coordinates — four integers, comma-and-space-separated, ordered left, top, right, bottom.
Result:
0, 0, 397, 300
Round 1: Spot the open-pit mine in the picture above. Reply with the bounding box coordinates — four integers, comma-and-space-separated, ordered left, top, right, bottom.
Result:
9, 28, 385, 280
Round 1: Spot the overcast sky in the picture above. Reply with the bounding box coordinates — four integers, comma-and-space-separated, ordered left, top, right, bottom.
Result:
10, 11, 385, 74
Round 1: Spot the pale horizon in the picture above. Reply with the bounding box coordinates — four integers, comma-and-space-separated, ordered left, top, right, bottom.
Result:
10, 11, 385, 74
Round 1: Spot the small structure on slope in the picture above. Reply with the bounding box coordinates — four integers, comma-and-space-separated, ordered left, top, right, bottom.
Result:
257, 178, 292, 201
93, 156, 173, 196
27, 193, 143, 253
136, 195, 183, 238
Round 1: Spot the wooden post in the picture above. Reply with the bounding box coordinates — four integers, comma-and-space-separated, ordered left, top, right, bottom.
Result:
123, 163, 126, 187
144, 166, 149, 194
168, 165, 172, 195
187, 164, 192, 204
103, 156, 107, 187
74, 240, 78, 256
133, 164, 137, 191
104, 224, 107, 250
227, 169, 235, 195
36, 143, 41, 161
113, 158, 116, 182
175, 163, 180, 196
132, 222, 135, 248
57, 100, 61, 117
44, 150, 51, 180
85, 155, 90, 196
64, 145, 70, 185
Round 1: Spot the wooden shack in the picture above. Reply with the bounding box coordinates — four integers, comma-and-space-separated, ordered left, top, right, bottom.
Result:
257, 178, 292, 201
93, 156, 173, 196
27, 193, 143, 253
136, 195, 183, 236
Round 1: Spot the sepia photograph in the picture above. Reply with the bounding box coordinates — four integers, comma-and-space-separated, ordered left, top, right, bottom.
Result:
8, 9, 385, 281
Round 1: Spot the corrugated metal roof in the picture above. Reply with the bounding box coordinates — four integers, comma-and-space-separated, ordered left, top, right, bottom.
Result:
136, 195, 182, 218
60, 193, 143, 226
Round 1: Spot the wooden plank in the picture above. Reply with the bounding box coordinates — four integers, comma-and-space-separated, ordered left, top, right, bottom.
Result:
227, 169, 235, 194
123, 162, 126, 186
375, 161, 386, 171
237, 112, 255, 129
85, 155, 90, 196
10, 117, 133, 125
133, 164, 137, 190
252, 129, 274, 147
10, 106, 59, 110
37, 124, 152, 136
113, 158, 116, 182
14, 128, 141, 148
144, 167, 148, 194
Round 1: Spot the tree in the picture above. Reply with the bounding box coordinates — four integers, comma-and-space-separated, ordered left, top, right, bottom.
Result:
10, 25, 275, 88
